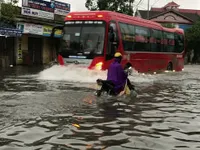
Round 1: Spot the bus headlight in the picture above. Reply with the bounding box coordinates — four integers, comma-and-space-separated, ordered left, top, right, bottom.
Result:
95, 62, 103, 70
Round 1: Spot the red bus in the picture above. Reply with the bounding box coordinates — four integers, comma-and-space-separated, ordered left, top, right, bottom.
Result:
53, 10, 185, 73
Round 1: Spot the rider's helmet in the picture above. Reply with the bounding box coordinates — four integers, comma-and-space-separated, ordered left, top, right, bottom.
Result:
114, 52, 122, 58
114, 52, 122, 63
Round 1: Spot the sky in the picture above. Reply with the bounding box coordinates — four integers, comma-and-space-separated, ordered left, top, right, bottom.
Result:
18, 0, 200, 11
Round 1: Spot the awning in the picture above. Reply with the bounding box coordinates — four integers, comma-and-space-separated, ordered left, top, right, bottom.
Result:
0, 27, 22, 37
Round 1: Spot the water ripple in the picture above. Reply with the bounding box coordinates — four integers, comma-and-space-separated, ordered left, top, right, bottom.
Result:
0, 65, 200, 149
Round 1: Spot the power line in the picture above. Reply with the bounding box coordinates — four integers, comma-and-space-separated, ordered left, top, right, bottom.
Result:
132, 2, 146, 10
133, 0, 145, 11
151, 0, 161, 7
147, 0, 161, 19
134, 0, 162, 10
133, 0, 144, 16
133, 0, 144, 10
133, 4, 146, 10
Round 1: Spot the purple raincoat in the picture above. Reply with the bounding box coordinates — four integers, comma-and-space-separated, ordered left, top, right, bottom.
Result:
107, 58, 128, 94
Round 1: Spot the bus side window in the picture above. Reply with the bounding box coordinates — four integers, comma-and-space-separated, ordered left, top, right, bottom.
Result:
163, 32, 175, 52
106, 22, 119, 60
175, 33, 184, 53
150, 29, 162, 52
119, 22, 135, 51
135, 26, 150, 52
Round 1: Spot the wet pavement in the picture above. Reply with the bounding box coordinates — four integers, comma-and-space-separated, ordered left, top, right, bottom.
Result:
0, 65, 200, 150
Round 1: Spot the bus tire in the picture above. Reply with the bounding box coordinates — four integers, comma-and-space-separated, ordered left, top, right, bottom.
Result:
167, 62, 173, 71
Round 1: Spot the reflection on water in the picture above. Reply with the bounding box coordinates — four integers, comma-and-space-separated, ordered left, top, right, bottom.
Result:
0, 65, 200, 149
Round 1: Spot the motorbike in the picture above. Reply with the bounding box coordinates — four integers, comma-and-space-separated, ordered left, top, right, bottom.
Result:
94, 66, 137, 104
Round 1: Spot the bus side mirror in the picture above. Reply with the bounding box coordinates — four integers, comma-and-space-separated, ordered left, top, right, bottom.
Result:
109, 32, 115, 42
50, 32, 54, 38
109, 26, 115, 42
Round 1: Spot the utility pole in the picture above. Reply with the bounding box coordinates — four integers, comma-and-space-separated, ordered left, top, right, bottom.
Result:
147, 0, 150, 19
0, 0, 2, 19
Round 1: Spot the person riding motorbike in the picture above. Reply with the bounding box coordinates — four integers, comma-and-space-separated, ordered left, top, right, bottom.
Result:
96, 52, 135, 97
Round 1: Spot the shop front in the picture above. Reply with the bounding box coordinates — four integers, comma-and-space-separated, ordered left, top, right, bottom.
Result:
16, 22, 62, 65
0, 27, 22, 67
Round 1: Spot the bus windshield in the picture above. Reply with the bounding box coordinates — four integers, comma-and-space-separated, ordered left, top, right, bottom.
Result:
59, 21, 106, 58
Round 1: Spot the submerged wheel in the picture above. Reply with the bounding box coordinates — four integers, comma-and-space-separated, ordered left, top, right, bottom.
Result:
167, 62, 173, 71
124, 63, 132, 70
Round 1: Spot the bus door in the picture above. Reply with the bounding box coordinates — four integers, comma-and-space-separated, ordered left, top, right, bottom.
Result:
106, 21, 119, 60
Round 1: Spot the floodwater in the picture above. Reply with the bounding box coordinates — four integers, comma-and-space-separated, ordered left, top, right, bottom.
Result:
0, 65, 200, 150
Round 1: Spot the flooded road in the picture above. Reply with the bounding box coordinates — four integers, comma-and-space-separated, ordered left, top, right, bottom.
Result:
0, 65, 200, 150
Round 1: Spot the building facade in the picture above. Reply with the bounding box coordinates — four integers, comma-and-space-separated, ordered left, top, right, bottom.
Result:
137, 2, 200, 30
137, 1, 200, 63
0, 0, 70, 67
0, 20, 22, 67
16, 20, 62, 65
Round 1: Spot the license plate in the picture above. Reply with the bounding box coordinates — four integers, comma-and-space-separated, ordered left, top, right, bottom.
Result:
96, 84, 102, 90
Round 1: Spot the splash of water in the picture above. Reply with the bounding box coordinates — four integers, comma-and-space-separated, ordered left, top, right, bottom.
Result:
37, 65, 158, 84
37, 65, 107, 83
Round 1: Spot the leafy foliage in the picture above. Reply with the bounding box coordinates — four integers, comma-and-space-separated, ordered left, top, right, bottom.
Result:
0, 0, 19, 23
161, 23, 176, 28
185, 21, 200, 52
85, 0, 134, 16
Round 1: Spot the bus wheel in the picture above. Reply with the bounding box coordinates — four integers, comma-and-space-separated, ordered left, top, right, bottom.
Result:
167, 62, 173, 71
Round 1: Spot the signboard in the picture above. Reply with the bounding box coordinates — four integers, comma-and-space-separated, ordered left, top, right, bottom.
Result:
18, 38, 23, 61
43, 25, 62, 38
179, 24, 192, 30
22, 0, 54, 12
24, 23, 43, 35
0, 27, 22, 37
22, 0, 70, 19
21, 7, 54, 20
53, 1, 70, 16
17, 23, 43, 35
54, 7, 70, 16
17, 23, 62, 38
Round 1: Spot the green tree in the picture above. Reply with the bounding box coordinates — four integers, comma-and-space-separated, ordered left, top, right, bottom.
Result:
161, 23, 176, 28
0, 0, 19, 24
85, 0, 134, 16
185, 21, 200, 54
